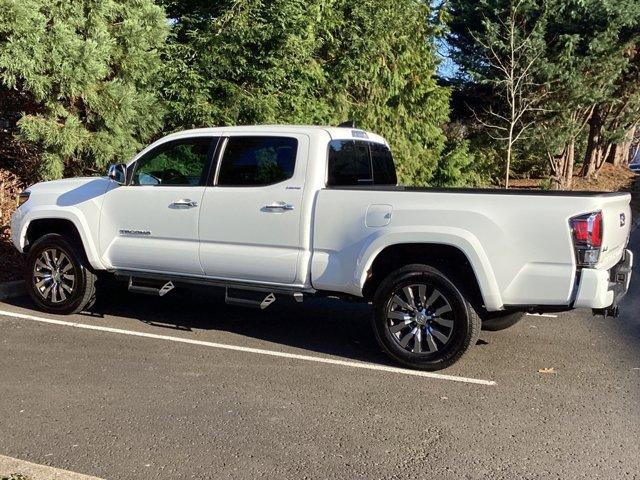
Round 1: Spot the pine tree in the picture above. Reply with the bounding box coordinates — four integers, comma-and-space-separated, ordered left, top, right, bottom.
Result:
448, 0, 640, 188
161, 0, 451, 185
0, 0, 168, 180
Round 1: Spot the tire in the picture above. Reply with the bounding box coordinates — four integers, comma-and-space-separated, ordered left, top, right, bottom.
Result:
25, 233, 97, 315
372, 264, 481, 371
481, 311, 524, 331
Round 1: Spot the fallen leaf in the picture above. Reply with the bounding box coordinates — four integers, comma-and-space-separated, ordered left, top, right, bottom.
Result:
538, 367, 556, 374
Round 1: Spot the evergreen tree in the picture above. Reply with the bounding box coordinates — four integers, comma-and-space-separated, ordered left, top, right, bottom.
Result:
448, 0, 640, 188
161, 0, 451, 185
0, 0, 168, 179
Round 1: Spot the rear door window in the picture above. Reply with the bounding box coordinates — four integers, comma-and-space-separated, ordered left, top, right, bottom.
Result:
217, 136, 298, 186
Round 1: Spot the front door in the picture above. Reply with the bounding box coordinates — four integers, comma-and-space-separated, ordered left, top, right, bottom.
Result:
99, 136, 218, 274
198, 134, 307, 284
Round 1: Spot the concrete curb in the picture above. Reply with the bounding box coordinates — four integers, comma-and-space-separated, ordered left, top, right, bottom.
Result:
0, 280, 25, 300
0, 454, 104, 480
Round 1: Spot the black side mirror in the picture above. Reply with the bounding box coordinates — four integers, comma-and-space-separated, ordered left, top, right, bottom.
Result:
107, 163, 127, 185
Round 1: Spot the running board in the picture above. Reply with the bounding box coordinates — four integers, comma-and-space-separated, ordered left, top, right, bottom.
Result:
225, 288, 276, 310
113, 269, 314, 296
128, 277, 175, 297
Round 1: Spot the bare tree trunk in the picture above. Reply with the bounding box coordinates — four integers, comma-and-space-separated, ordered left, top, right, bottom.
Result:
564, 141, 575, 190
505, 130, 513, 189
607, 143, 624, 166
553, 142, 575, 190
607, 125, 637, 166
594, 143, 613, 175
582, 106, 602, 178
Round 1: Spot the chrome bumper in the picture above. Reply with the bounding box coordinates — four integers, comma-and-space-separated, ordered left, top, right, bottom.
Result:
575, 249, 633, 317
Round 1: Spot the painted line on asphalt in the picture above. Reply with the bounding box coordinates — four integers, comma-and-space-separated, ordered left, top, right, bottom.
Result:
526, 313, 558, 318
0, 309, 496, 386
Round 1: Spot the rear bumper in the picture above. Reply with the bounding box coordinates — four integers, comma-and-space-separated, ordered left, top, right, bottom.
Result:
574, 249, 633, 309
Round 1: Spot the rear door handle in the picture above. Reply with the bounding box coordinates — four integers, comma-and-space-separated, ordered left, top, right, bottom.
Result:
264, 202, 294, 211
170, 199, 198, 208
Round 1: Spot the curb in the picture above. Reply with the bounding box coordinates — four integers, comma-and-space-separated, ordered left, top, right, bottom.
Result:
0, 280, 26, 300
0, 454, 104, 480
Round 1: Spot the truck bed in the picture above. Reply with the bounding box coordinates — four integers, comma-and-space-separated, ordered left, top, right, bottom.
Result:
311, 186, 631, 309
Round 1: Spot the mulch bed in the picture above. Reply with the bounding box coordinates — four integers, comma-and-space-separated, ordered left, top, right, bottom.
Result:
1, 168, 25, 282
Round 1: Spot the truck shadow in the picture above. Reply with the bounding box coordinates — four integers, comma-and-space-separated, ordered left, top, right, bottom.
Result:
6, 281, 392, 366
96, 285, 392, 365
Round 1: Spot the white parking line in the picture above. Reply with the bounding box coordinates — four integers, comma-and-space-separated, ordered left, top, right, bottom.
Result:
0, 309, 496, 386
525, 313, 558, 318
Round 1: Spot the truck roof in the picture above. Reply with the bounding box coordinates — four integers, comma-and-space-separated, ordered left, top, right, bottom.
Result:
162, 125, 389, 146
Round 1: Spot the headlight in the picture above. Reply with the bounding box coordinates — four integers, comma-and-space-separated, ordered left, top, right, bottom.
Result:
16, 191, 30, 207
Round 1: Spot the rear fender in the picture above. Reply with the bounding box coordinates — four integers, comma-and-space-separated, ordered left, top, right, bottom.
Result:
355, 227, 503, 310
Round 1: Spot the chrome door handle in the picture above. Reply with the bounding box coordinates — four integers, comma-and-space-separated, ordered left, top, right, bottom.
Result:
170, 199, 198, 208
264, 202, 294, 211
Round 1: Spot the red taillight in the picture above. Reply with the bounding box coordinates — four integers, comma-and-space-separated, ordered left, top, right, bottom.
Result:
590, 213, 602, 247
570, 212, 603, 267
572, 219, 589, 243
570, 212, 602, 247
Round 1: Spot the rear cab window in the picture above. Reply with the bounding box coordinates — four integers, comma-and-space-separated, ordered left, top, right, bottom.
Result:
327, 140, 397, 187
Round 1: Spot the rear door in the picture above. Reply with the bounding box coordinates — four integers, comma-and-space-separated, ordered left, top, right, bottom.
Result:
198, 134, 308, 284
99, 136, 218, 274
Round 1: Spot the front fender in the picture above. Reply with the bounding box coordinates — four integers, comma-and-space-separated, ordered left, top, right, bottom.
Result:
13, 206, 107, 271
354, 226, 503, 310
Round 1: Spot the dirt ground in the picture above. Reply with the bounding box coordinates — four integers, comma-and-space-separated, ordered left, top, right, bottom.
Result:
510, 163, 640, 225
509, 163, 638, 192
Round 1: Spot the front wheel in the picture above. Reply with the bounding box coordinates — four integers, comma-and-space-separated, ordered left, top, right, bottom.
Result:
25, 234, 97, 315
372, 264, 481, 371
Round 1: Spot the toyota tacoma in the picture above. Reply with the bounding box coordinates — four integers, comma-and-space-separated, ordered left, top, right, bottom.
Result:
11, 125, 633, 370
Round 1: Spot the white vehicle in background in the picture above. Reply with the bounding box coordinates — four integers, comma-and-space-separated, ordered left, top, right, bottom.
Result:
11, 125, 633, 370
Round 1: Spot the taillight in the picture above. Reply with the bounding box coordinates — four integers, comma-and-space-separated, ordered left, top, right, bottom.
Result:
570, 212, 603, 267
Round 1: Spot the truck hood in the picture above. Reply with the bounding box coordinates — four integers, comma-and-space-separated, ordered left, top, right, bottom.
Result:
26, 176, 112, 207
27, 177, 108, 194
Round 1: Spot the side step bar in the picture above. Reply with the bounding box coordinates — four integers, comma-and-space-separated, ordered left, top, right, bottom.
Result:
128, 277, 175, 297
120, 272, 307, 307
113, 269, 314, 296
225, 288, 277, 310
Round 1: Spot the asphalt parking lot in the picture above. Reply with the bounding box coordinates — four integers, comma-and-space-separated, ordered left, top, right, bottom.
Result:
1, 232, 639, 479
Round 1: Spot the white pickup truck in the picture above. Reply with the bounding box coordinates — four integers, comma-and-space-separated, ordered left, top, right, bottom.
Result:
11, 125, 633, 370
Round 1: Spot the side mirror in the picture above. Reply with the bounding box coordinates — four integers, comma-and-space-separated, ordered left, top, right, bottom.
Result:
107, 163, 127, 185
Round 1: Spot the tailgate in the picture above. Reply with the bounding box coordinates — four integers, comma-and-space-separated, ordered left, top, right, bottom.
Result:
599, 193, 632, 269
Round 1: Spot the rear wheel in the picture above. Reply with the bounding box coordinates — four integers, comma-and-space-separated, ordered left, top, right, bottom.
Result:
372, 264, 481, 371
25, 234, 97, 315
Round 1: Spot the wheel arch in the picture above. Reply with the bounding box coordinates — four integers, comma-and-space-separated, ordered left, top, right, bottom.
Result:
20, 213, 106, 271
359, 237, 503, 311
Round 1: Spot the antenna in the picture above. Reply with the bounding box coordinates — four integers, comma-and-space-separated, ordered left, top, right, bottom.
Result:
337, 120, 356, 128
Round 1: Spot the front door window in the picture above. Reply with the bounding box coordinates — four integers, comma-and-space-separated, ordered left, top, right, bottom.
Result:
132, 138, 214, 186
